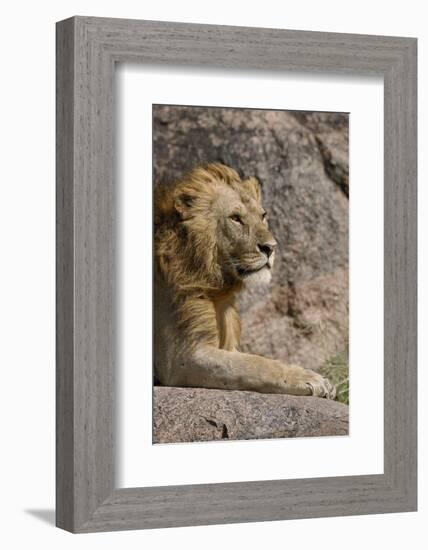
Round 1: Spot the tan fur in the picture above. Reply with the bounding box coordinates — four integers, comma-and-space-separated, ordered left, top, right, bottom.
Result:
154, 163, 335, 398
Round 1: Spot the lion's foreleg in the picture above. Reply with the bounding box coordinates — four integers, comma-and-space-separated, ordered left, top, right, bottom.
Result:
168, 346, 335, 398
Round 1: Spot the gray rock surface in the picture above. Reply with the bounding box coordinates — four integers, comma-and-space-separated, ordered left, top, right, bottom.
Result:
153, 106, 349, 371
153, 386, 349, 444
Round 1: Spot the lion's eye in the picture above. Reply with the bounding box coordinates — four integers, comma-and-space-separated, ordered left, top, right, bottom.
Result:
230, 214, 243, 224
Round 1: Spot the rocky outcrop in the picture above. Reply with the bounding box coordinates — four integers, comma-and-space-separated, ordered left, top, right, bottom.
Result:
153, 106, 349, 371
153, 387, 349, 444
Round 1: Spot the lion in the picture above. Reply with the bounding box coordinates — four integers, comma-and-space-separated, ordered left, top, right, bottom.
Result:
154, 163, 335, 398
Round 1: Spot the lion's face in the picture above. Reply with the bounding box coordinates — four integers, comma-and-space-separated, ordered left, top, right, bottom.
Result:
212, 183, 277, 286
156, 163, 277, 293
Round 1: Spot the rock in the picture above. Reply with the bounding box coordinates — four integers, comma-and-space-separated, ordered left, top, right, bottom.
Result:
239, 268, 348, 371
153, 386, 349, 444
153, 106, 349, 370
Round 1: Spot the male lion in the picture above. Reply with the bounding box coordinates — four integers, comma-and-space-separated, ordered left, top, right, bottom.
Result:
154, 163, 335, 398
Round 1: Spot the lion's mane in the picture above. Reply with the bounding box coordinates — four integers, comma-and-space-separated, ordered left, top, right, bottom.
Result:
154, 163, 260, 352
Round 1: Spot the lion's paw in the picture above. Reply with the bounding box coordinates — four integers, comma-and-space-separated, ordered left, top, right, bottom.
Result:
281, 364, 336, 400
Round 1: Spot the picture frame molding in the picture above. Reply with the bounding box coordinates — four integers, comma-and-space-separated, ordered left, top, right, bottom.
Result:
56, 15, 417, 533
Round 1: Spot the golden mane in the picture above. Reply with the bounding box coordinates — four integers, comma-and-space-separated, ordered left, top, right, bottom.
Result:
154, 163, 260, 296
154, 163, 253, 349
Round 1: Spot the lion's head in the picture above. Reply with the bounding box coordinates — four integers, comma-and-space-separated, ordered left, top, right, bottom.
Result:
155, 163, 277, 294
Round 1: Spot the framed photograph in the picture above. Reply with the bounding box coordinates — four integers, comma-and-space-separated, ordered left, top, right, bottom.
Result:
56, 16, 417, 532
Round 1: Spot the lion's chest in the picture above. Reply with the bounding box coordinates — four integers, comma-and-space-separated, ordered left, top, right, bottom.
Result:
213, 296, 241, 351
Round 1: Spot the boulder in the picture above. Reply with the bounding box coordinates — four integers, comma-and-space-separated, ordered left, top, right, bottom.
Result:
153, 386, 349, 444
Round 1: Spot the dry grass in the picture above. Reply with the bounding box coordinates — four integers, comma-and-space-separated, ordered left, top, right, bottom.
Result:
320, 351, 349, 405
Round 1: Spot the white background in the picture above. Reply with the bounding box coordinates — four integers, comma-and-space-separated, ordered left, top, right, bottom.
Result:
0, 1, 425, 549
118, 67, 384, 488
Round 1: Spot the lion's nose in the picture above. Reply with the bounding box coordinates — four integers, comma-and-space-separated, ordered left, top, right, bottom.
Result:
258, 241, 277, 259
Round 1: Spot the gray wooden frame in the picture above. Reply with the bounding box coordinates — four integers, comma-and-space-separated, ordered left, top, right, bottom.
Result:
56, 16, 417, 533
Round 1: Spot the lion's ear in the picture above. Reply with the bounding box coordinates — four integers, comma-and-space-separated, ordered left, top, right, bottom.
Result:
242, 177, 262, 203
174, 192, 194, 219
